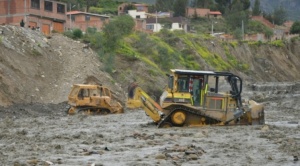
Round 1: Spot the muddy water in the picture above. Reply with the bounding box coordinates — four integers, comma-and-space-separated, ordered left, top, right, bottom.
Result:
0, 83, 299, 166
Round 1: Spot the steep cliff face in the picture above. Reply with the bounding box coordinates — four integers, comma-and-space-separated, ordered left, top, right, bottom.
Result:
227, 42, 300, 82
171, 39, 300, 82
0, 25, 125, 106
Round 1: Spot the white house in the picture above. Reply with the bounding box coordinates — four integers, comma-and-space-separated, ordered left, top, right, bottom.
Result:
127, 10, 147, 19
145, 16, 188, 32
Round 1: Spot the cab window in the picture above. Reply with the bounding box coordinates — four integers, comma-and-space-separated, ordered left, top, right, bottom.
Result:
177, 76, 189, 92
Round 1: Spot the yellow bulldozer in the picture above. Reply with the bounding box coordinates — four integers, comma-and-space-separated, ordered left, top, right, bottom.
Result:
67, 84, 124, 115
127, 69, 264, 128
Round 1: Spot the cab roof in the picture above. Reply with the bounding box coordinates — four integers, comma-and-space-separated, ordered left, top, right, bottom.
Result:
171, 69, 236, 77
73, 84, 105, 89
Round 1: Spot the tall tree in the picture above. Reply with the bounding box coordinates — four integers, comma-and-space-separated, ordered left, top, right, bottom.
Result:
155, 0, 174, 12
173, 0, 188, 17
85, 0, 98, 12
225, 0, 249, 38
273, 5, 287, 25
193, 0, 213, 8
102, 15, 135, 51
252, 0, 261, 16
215, 0, 231, 14
231, 0, 250, 10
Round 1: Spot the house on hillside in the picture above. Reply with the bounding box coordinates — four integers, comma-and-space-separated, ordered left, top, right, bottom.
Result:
118, 3, 148, 16
208, 11, 222, 19
145, 16, 189, 33
66, 11, 109, 32
0, 0, 67, 35
121, 9, 147, 32
186, 8, 222, 19
127, 10, 147, 19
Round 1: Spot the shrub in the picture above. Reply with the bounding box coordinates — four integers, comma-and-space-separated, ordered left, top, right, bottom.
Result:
72, 29, 83, 39
63, 31, 74, 39
229, 41, 238, 48
270, 40, 284, 47
86, 27, 97, 35
291, 36, 300, 43
102, 15, 135, 52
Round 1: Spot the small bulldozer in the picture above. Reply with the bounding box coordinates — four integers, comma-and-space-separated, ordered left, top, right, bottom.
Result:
67, 84, 124, 115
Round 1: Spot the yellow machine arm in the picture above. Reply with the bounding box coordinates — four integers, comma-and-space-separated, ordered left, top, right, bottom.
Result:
127, 84, 163, 123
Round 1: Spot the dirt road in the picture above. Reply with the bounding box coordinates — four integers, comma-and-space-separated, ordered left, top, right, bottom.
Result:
0, 83, 299, 166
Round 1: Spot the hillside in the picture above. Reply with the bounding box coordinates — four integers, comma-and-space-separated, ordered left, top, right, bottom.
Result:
0, 25, 300, 106
0, 25, 126, 106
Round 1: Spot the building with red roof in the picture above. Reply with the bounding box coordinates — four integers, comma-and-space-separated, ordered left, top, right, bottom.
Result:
66, 11, 109, 32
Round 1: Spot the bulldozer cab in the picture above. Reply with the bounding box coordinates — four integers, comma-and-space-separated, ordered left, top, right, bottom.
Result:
68, 84, 112, 107
162, 69, 243, 112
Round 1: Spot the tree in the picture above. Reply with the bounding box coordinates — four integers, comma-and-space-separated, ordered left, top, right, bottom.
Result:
155, 0, 174, 12
272, 5, 287, 25
290, 21, 300, 34
215, 0, 231, 14
173, 0, 188, 17
102, 15, 135, 51
72, 29, 83, 39
193, 0, 214, 8
85, 0, 97, 12
264, 28, 273, 40
252, 0, 261, 16
225, 0, 249, 31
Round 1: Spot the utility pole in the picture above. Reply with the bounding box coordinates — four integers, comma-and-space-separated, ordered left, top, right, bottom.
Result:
24, 0, 27, 23
156, 11, 158, 32
242, 20, 244, 40
69, 3, 71, 30
69, 3, 76, 30
211, 21, 213, 35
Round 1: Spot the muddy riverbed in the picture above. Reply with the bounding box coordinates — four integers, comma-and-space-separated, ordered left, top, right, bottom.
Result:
0, 83, 299, 166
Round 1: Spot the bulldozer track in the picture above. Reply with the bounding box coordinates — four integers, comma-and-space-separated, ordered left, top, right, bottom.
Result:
68, 106, 111, 115
158, 105, 221, 128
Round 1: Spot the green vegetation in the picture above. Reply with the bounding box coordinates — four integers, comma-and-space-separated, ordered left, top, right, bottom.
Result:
62, 0, 295, 76
229, 41, 238, 48
89, 7, 117, 15
248, 20, 271, 34
72, 29, 83, 39
248, 40, 264, 46
269, 40, 285, 47
291, 36, 300, 43
252, 0, 261, 16
263, 5, 287, 25
0, 36, 2, 44
102, 15, 135, 52
63, 29, 83, 40
290, 21, 300, 35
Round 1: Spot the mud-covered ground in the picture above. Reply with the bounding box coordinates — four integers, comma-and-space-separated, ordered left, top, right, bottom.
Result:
0, 83, 299, 166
